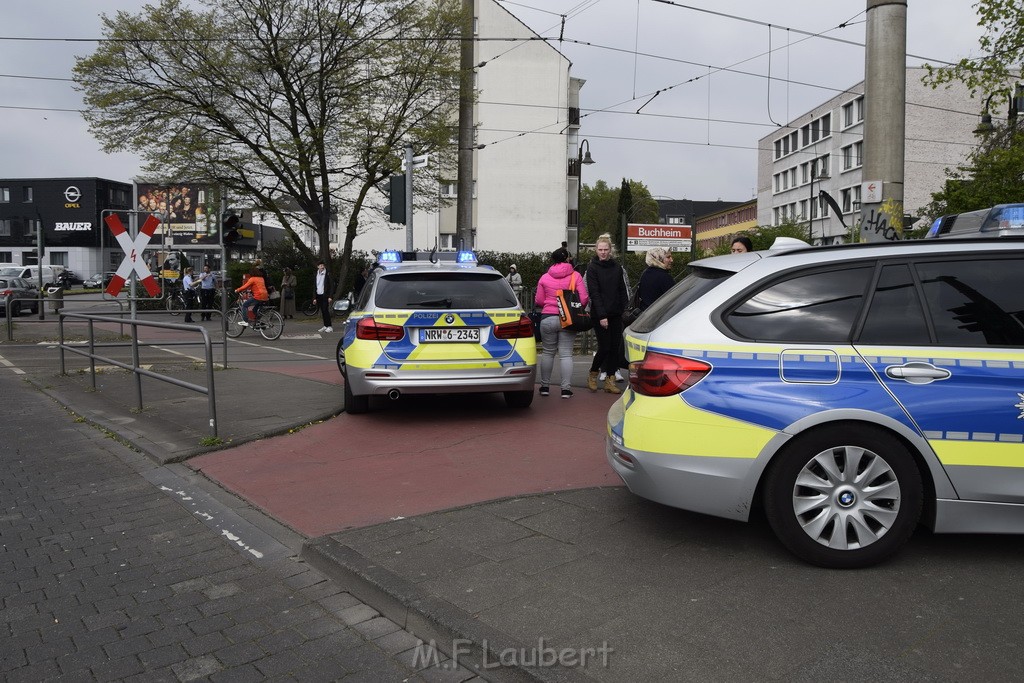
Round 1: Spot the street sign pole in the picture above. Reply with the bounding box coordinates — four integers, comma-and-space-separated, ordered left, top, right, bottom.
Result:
405, 145, 414, 252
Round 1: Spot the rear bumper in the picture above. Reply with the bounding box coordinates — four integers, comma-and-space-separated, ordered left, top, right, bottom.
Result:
347, 366, 536, 396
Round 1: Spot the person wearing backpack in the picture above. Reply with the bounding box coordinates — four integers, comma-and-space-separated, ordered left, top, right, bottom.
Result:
534, 249, 589, 399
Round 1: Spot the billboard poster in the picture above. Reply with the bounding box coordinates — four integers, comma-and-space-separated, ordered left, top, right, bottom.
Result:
135, 184, 218, 245
626, 223, 692, 252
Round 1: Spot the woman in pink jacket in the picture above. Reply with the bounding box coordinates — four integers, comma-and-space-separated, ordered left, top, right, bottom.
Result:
534, 249, 589, 398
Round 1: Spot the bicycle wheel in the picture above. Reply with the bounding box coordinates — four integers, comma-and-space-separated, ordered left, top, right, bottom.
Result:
303, 300, 318, 317
258, 309, 284, 341
225, 308, 245, 338
166, 293, 183, 315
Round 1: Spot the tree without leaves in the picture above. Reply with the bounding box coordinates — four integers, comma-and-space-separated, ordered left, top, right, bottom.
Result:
74, 0, 464, 296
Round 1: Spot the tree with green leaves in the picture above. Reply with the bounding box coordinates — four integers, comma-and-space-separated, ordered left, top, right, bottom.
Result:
920, 0, 1024, 222
923, 0, 1024, 106
579, 178, 659, 244
74, 0, 463, 297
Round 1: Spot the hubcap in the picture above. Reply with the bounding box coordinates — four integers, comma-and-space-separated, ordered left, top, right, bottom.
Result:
792, 446, 901, 550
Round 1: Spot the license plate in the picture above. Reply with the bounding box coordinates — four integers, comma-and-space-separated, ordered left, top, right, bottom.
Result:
420, 327, 480, 343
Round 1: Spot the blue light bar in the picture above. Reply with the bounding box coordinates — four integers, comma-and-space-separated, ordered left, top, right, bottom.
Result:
456, 250, 477, 264
378, 250, 403, 264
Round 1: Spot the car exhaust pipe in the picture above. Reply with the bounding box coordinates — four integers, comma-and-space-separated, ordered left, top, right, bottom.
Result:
387, 389, 401, 400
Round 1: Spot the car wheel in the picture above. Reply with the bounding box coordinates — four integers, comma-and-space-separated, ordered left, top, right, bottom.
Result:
504, 390, 534, 409
763, 425, 923, 569
343, 373, 369, 414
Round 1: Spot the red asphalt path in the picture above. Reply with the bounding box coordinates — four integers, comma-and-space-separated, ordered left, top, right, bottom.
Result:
190, 368, 622, 537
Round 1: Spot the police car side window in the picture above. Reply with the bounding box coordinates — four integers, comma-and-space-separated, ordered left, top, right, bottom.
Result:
858, 264, 930, 345
915, 257, 1024, 347
726, 266, 872, 342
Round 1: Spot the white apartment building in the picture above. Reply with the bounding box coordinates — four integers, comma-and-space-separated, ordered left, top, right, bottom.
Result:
349, 0, 577, 255
757, 67, 980, 243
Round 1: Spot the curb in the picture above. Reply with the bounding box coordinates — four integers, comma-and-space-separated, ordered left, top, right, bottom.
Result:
302, 536, 592, 683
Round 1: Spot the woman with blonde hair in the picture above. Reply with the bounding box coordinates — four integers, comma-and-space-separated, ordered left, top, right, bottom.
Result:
637, 246, 675, 311
584, 234, 627, 394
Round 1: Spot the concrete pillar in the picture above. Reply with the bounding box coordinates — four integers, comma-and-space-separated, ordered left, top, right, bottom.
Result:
860, 0, 907, 242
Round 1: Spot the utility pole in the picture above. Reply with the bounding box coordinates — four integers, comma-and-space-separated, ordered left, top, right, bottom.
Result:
405, 145, 414, 251
861, 0, 907, 242
456, 0, 475, 250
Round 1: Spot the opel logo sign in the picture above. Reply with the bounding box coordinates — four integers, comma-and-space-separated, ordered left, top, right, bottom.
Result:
64, 186, 81, 203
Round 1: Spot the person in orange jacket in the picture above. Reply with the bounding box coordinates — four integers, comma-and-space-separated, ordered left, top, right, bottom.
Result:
234, 265, 270, 327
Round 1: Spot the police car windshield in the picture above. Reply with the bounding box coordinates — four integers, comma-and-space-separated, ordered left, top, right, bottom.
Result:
375, 272, 517, 309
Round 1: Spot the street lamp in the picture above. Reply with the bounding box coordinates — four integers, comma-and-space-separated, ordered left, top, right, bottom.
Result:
808, 166, 830, 243
573, 139, 595, 256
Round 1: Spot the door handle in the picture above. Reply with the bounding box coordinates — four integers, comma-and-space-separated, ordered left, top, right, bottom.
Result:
884, 362, 952, 385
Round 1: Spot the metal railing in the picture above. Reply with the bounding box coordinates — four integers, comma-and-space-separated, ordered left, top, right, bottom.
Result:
56, 311, 220, 437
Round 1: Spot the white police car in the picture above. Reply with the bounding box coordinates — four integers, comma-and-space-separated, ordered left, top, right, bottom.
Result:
608, 236, 1024, 568
336, 250, 536, 413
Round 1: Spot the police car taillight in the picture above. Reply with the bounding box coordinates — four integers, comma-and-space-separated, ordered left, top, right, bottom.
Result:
494, 315, 534, 339
630, 352, 711, 397
356, 317, 405, 341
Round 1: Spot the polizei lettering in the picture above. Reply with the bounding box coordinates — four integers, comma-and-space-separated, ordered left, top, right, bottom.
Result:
55, 222, 93, 231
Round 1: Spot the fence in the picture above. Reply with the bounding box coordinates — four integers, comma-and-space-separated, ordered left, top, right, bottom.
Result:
56, 311, 221, 438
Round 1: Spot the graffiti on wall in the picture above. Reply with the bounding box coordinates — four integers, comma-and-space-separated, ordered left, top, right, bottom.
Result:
860, 198, 903, 241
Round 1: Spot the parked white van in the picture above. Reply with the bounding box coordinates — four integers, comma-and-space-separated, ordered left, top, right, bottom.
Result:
0, 265, 64, 286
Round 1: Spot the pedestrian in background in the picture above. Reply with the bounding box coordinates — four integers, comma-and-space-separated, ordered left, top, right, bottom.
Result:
638, 247, 675, 311
534, 249, 588, 398
585, 233, 626, 394
279, 267, 297, 319
313, 261, 333, 333
506, 264, 523, 301
181, 266, 197, 323
731, 236, 753, 253
196, 264, 217, 321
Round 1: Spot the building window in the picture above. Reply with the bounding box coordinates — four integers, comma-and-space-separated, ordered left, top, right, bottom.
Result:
801, 125, 809, 147
0, 219, 10, 237
841, 188, 852, 213
25, 219, 40, 237
0, 187, 9, 203
782, 136, 790, 156
811, 119, 819, 142
49, 252, 68, 267
854, 141, 863, 167
773, 207, 780, 225
0, 252, 11, 263
843, 102, 853, 128
842, 145, 853, 170
855, 96, 864, 122
440, 182, 457, 198
23, 186, 33, 202
821, 113, 831, 138
774, 139, 782, 159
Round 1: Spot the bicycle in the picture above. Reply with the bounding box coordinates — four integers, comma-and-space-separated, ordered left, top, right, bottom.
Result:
165, 287, 189, 315
302, 298, 319, 317
225, 295, 284, 341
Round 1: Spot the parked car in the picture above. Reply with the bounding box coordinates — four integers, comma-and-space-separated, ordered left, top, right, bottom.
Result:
84, 272, 117, 289
0, 277, 40, 316
0, 265, 64, 287
336, 250, 537, 414
608, 235, 1024, 568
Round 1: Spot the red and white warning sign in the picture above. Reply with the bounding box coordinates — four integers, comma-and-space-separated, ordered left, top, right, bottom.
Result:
104, 213, 162, 297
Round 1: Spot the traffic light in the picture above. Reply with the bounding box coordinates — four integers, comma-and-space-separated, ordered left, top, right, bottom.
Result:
222, 211, 241, 246
386, 175, 406, 224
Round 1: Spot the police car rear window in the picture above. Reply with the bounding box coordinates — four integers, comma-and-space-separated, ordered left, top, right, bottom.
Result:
629, 266, 731, 333
374, 272, 518, 309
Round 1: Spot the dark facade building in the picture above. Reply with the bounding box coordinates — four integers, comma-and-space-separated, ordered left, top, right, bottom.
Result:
0, 177, 133, 277
656, 199, 749, 227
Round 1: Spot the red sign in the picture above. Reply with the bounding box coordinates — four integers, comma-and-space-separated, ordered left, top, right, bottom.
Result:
105, 214, 162, 296
626, 223, 692, 252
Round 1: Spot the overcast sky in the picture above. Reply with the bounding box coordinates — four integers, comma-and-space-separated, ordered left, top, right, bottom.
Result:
0, 0, 986, 203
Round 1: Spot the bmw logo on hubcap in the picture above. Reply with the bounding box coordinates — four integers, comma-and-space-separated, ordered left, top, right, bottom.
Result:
837, 490, 856, 507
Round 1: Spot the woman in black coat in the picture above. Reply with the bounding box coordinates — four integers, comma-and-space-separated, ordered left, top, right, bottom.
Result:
584, 233, 627, 394
637, 246, 675, 310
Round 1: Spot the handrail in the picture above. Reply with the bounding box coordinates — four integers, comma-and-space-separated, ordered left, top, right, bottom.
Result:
56, 311, 219, 437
